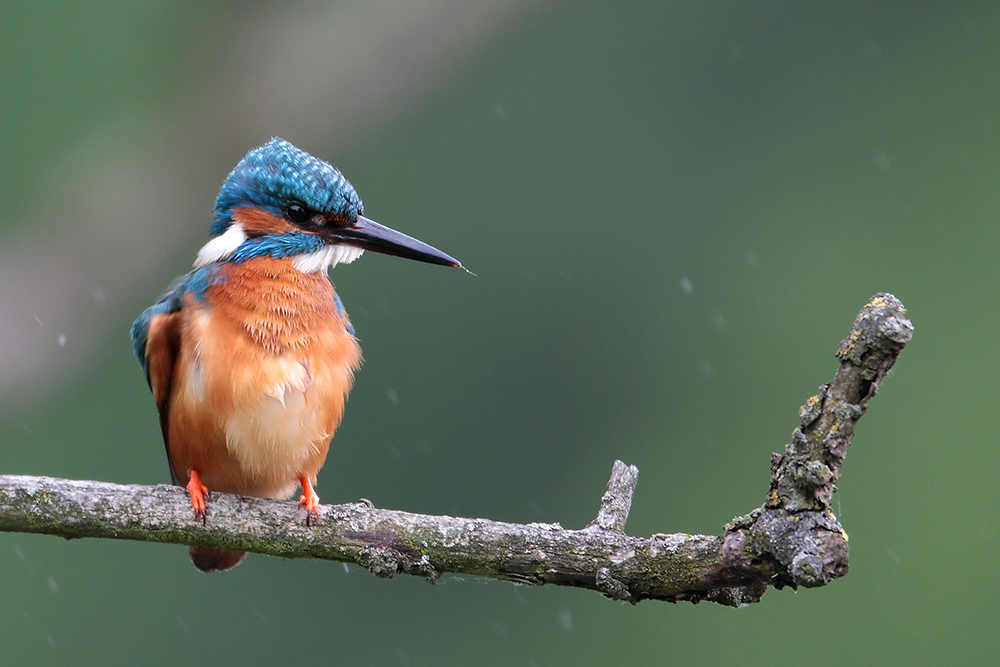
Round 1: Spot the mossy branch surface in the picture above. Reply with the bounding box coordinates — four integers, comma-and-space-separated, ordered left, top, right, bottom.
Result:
0, 294, 912, 606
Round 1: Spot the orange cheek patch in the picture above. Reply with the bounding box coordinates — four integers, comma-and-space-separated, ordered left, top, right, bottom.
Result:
232, 206, 297, 235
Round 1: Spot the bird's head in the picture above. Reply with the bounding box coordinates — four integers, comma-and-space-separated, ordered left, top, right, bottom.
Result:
196, 138, 460, 271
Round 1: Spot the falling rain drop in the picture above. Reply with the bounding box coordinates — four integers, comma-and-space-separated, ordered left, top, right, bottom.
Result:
875, 151, 891, 172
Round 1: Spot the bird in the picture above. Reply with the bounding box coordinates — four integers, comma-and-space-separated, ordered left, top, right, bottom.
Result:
131, 138, 460, 572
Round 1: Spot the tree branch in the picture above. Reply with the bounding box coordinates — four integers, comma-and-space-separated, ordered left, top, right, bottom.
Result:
0, 293, 912, 606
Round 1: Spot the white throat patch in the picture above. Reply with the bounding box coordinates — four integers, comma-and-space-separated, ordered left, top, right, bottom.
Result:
193, 223, 364, 272
194, 224, 246, 267
293, 244, 365, 273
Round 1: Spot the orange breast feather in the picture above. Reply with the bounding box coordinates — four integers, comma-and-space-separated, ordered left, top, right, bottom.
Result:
166, 257, 361, 499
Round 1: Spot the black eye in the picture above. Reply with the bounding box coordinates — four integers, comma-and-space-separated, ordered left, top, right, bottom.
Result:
284, 202, 310, 224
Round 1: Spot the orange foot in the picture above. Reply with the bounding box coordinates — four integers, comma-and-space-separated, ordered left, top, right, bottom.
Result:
186, 469, 210, 524
299, 476, 320, 526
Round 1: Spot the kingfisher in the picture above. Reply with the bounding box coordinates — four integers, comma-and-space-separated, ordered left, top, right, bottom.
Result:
131, 138, 459, 572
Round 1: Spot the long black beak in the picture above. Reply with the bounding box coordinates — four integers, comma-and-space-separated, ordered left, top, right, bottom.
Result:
325, 215, 460, 267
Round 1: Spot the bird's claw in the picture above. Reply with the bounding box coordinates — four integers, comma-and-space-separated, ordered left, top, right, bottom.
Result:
298, 476, 321, 527
186, 470, 210, 525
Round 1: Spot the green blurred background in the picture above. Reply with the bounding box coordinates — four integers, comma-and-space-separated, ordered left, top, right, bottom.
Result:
1, 1, 996, 664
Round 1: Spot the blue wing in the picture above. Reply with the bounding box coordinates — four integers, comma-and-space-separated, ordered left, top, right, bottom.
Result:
131, 265, 225, 384
131, 278, 188, 486
130, 282, 184, 387
332, 288, 356, 336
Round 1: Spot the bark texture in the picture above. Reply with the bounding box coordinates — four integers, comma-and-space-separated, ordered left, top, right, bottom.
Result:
0, 293, 912, 606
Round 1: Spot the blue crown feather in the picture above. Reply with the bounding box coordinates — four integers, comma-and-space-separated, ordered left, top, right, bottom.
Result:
211, 138, 363, 236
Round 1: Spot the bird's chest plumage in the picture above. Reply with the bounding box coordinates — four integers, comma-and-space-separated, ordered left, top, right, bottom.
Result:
168, 258, 361, 498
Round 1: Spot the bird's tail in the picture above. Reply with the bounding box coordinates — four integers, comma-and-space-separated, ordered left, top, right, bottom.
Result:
188, 546, 246, 573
